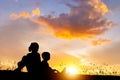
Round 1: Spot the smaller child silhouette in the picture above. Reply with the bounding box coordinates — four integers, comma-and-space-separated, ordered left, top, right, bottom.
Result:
41, 52, 59, 80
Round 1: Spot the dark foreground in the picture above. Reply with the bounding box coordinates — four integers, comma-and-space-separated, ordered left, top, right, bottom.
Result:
0, 70, 120, 80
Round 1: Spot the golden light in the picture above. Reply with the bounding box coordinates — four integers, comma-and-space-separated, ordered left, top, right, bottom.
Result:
32, 8, 40, 16
66, 66, 79, 75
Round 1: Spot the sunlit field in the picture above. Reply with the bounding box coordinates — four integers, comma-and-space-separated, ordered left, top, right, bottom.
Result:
0, 61, 120, 80
0, 60, 120, 76
0, 69, 120, 80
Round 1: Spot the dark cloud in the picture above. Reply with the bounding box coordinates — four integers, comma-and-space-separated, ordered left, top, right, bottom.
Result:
36, 0, 114, 39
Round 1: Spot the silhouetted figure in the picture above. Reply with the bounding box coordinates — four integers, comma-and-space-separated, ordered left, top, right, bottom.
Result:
41, 52, 60, 80
14, 42, 41, 80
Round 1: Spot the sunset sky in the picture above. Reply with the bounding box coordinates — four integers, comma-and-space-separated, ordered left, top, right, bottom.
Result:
0, 0, 120, 73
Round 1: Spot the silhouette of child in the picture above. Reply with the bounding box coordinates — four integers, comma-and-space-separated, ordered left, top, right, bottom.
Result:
14, 42, 41, 80
41, 52, 59, 80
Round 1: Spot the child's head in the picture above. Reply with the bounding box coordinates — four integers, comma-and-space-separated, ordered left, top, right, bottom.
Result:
42, 52, 50, 61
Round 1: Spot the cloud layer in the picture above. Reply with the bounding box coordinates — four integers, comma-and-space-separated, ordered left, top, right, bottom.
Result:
10, 8, 40, 19
37, 0, 114, 39
92, 38, 111, 46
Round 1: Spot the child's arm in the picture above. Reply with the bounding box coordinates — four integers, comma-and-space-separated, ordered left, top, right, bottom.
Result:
14, 56, 26, 72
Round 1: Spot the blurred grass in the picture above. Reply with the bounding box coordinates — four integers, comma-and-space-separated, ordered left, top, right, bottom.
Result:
0, 70, 120, 80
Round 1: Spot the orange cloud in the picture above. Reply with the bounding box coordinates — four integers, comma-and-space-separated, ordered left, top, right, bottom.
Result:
89, 0, 109, 15
32, 8, 40, 17
10, 8, 40, 19
92, 38, 111, 46
10, 12, 31, 19
36, 0, 114, 40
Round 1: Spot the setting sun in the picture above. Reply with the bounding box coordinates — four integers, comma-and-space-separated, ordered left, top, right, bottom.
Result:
66, 66, 79, 75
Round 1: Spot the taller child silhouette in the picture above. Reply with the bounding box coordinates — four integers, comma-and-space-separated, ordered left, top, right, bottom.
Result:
14, 42, 41, 80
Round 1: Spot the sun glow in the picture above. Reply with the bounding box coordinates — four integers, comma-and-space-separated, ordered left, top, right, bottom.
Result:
66, 66, 79, 75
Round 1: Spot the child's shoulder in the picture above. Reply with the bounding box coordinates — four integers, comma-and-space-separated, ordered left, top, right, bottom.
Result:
22, 53, 30, 58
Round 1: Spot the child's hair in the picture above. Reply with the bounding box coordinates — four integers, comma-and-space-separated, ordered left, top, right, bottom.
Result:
29, 42, 39, 52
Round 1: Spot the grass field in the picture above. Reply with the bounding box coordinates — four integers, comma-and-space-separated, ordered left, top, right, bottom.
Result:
0, 70, 120, 80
